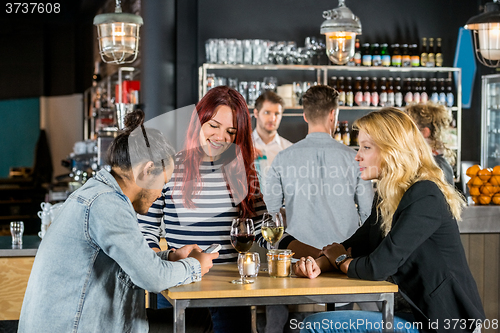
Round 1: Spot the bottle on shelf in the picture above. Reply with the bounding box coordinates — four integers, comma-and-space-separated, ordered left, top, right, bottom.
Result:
372, 43, 382, 66
391, 44, 402, 67
394, 77, 403, 107
362, 77, 371, 106
403, 77, 413, 106
438, 78, 446, 105
436, 38, 443, 67
92, 61, 102, 87
381, 43, 391, 67
354, 39, 362, 66
387, 77, 395, 107
430, 78, 439, 103
379, 77, 388, 107
446, 77, 454, 107
341, 121, 350, 146
411, 44, 420, 67
427, 38, 436, 67
402, 44, 411, 67
329, 76, 338, 90
334, 124, 342, 142
362, 43, 372, 66
371, 77, 379, 106
420, 37, 428, 67
94, 87, 102, 109
354, 76, 363, 106
413, 78, 421, 104
338, 77, 346, 106
350, 125, 359, 146
345, 77, 354, 107
420, 78, 429, 103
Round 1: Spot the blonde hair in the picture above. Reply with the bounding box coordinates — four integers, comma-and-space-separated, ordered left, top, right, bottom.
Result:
353, 108, 465, 236
405, 102, 456, 166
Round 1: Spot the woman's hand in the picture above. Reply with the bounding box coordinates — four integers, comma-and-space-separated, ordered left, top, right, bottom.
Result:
321, 243, 353, 274
293, 256, 321, 279
321, 243, 348, 266
169, 244, 202, 261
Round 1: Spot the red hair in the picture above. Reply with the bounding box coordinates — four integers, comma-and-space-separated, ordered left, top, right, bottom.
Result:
178, 86, 259, 217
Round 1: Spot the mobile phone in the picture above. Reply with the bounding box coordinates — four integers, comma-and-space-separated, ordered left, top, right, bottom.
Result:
203, 243, 222, 253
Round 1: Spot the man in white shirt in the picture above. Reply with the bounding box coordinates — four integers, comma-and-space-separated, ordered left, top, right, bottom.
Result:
252, 91, 293, 181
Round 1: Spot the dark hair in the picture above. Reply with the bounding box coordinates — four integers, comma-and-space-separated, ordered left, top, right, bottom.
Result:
302, 85, 339, 123
254, 91, 285, 112
107, 110, 175, 175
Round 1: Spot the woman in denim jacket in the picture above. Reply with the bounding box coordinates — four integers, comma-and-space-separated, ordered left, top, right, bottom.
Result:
18, 110, 218, 333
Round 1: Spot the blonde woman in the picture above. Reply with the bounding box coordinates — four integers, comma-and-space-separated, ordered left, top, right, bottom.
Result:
405, 102, 455, 185
295, 108, 485, 333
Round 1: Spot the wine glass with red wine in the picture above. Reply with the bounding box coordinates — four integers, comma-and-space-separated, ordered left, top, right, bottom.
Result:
230, 218, 255, 284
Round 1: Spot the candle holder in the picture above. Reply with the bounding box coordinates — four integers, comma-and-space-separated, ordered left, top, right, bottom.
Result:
233, 252, 260, 284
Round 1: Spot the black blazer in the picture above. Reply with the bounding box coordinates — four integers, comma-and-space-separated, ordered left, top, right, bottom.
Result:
343, 180, 485, 333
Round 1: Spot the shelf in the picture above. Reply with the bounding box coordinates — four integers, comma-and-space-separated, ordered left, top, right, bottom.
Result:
203, 63, 460, 73
203, 64, 323, 71
280, 106, 459, 112
200, 63, 462, 182
323, 65, 460, 73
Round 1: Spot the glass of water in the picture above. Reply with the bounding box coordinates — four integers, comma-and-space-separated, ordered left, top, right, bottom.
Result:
10, 221, 24, 246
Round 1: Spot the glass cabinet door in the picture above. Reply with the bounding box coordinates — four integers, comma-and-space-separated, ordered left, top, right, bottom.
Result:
482, 74, 500, 168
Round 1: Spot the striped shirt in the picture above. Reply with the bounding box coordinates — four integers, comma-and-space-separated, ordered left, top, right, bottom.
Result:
138, 158, 267, 263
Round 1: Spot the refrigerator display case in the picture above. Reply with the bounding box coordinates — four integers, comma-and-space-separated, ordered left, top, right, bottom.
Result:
481, 74, 500, 168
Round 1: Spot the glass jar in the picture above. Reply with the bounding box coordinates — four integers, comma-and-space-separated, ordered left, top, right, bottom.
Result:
267, 249, 294, 278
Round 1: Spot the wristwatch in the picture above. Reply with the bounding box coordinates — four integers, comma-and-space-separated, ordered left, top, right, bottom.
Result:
334, 254, 351, 269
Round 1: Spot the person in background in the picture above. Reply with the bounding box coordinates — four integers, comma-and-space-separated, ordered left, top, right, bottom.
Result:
252, 90, 293, 182
405, 102, 455, 185
295, 108, 485, 333
138, 86, 267, 333
263, 85, 373, 259
262, 85, 373, 331
18, 110, 217, 333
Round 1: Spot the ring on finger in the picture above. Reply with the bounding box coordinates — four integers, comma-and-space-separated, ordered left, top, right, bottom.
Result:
306, 258, 313, 263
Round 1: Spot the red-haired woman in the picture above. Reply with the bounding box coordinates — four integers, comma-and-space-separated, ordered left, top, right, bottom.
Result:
138, 86, 266, 332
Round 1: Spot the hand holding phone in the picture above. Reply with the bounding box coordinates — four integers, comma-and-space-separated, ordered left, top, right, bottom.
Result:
203, 243, 222, 253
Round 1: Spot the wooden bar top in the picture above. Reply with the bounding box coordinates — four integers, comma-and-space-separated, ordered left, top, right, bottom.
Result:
163, 263, 398, 300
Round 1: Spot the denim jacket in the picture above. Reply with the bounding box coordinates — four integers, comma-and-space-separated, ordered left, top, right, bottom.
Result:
19, 169, 201, 333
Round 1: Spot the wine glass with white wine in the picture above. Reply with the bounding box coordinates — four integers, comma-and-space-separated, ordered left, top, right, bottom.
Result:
261, 212, 284, 250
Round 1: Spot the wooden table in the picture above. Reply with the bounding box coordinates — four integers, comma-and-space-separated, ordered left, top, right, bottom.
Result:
162, 263, 398, 333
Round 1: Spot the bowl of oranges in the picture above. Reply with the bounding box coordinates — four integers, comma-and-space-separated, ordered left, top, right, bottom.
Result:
466, 165, 500, 205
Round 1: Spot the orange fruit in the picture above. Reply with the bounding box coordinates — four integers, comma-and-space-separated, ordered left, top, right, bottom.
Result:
469, 186, 481, 196
492, 193, 500, 205
478, 168, 492, 182
480, 183, 497, 196
479, 194, 492, 205
466, 164, 481, 177
468, 176, 483, 187
490, 175, 500, 186
471, 196, 480, 204
493, 165, 500, 176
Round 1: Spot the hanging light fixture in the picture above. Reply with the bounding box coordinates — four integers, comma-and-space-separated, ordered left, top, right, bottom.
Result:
93, 0, 143, 64
320, 0, 362, 65
465, 0, 500, 68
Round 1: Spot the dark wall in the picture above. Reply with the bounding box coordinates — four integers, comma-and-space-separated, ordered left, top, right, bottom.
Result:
0, 0, 98, 100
